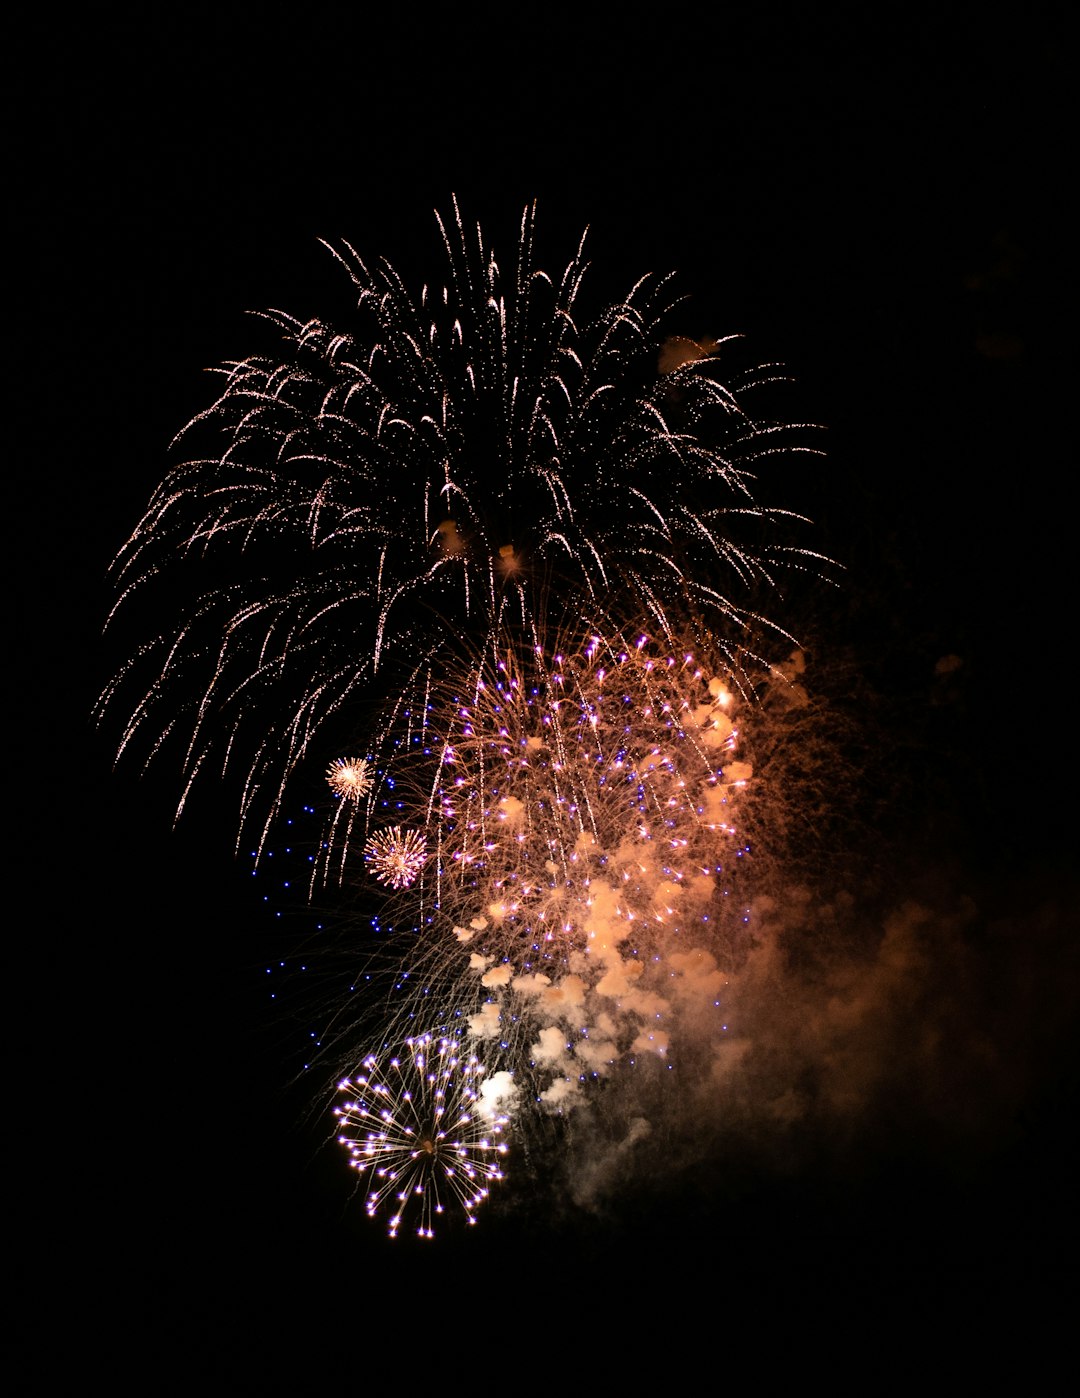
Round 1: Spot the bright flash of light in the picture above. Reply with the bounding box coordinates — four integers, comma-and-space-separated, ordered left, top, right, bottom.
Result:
334, 1033, 509, 1238
428, 631, 748, 966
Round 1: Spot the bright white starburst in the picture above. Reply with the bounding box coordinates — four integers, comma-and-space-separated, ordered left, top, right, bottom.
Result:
334, 1033, 510, 1239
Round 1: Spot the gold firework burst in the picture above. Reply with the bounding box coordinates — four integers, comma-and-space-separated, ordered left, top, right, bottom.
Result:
326, 756, 373, 802
364, 825, 428, 889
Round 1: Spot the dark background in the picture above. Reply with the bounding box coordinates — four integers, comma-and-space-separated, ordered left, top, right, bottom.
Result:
26, 3, 1074, 1372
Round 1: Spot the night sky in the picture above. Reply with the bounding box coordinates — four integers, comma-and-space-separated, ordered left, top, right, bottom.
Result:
30, 5, 1074, 1372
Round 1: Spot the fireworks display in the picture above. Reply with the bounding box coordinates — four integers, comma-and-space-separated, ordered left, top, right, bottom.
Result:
426, 633, 748, 962
99, 203, 834, 1236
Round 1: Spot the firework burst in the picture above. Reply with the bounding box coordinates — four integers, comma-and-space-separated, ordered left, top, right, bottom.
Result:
428, 631, 748, 955
363, 825, 428, 890
334, 1032, 511, 1238
320, 625, 753, 1105
326, 756, 373, 802
97, 200, 829, 853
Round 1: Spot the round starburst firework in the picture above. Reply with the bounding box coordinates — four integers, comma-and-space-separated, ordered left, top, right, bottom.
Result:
326, 756, 373, 802
334, 1033, 510, 1238
363, 825, 428, 889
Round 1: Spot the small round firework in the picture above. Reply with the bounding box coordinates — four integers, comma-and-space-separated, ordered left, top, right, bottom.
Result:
326, 756, 373, 802
334, 1033, 510, 1238
363, 825, 428, 889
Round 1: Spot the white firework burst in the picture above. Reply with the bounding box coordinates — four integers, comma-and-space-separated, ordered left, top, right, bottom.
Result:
334, 1033, 511, 1238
